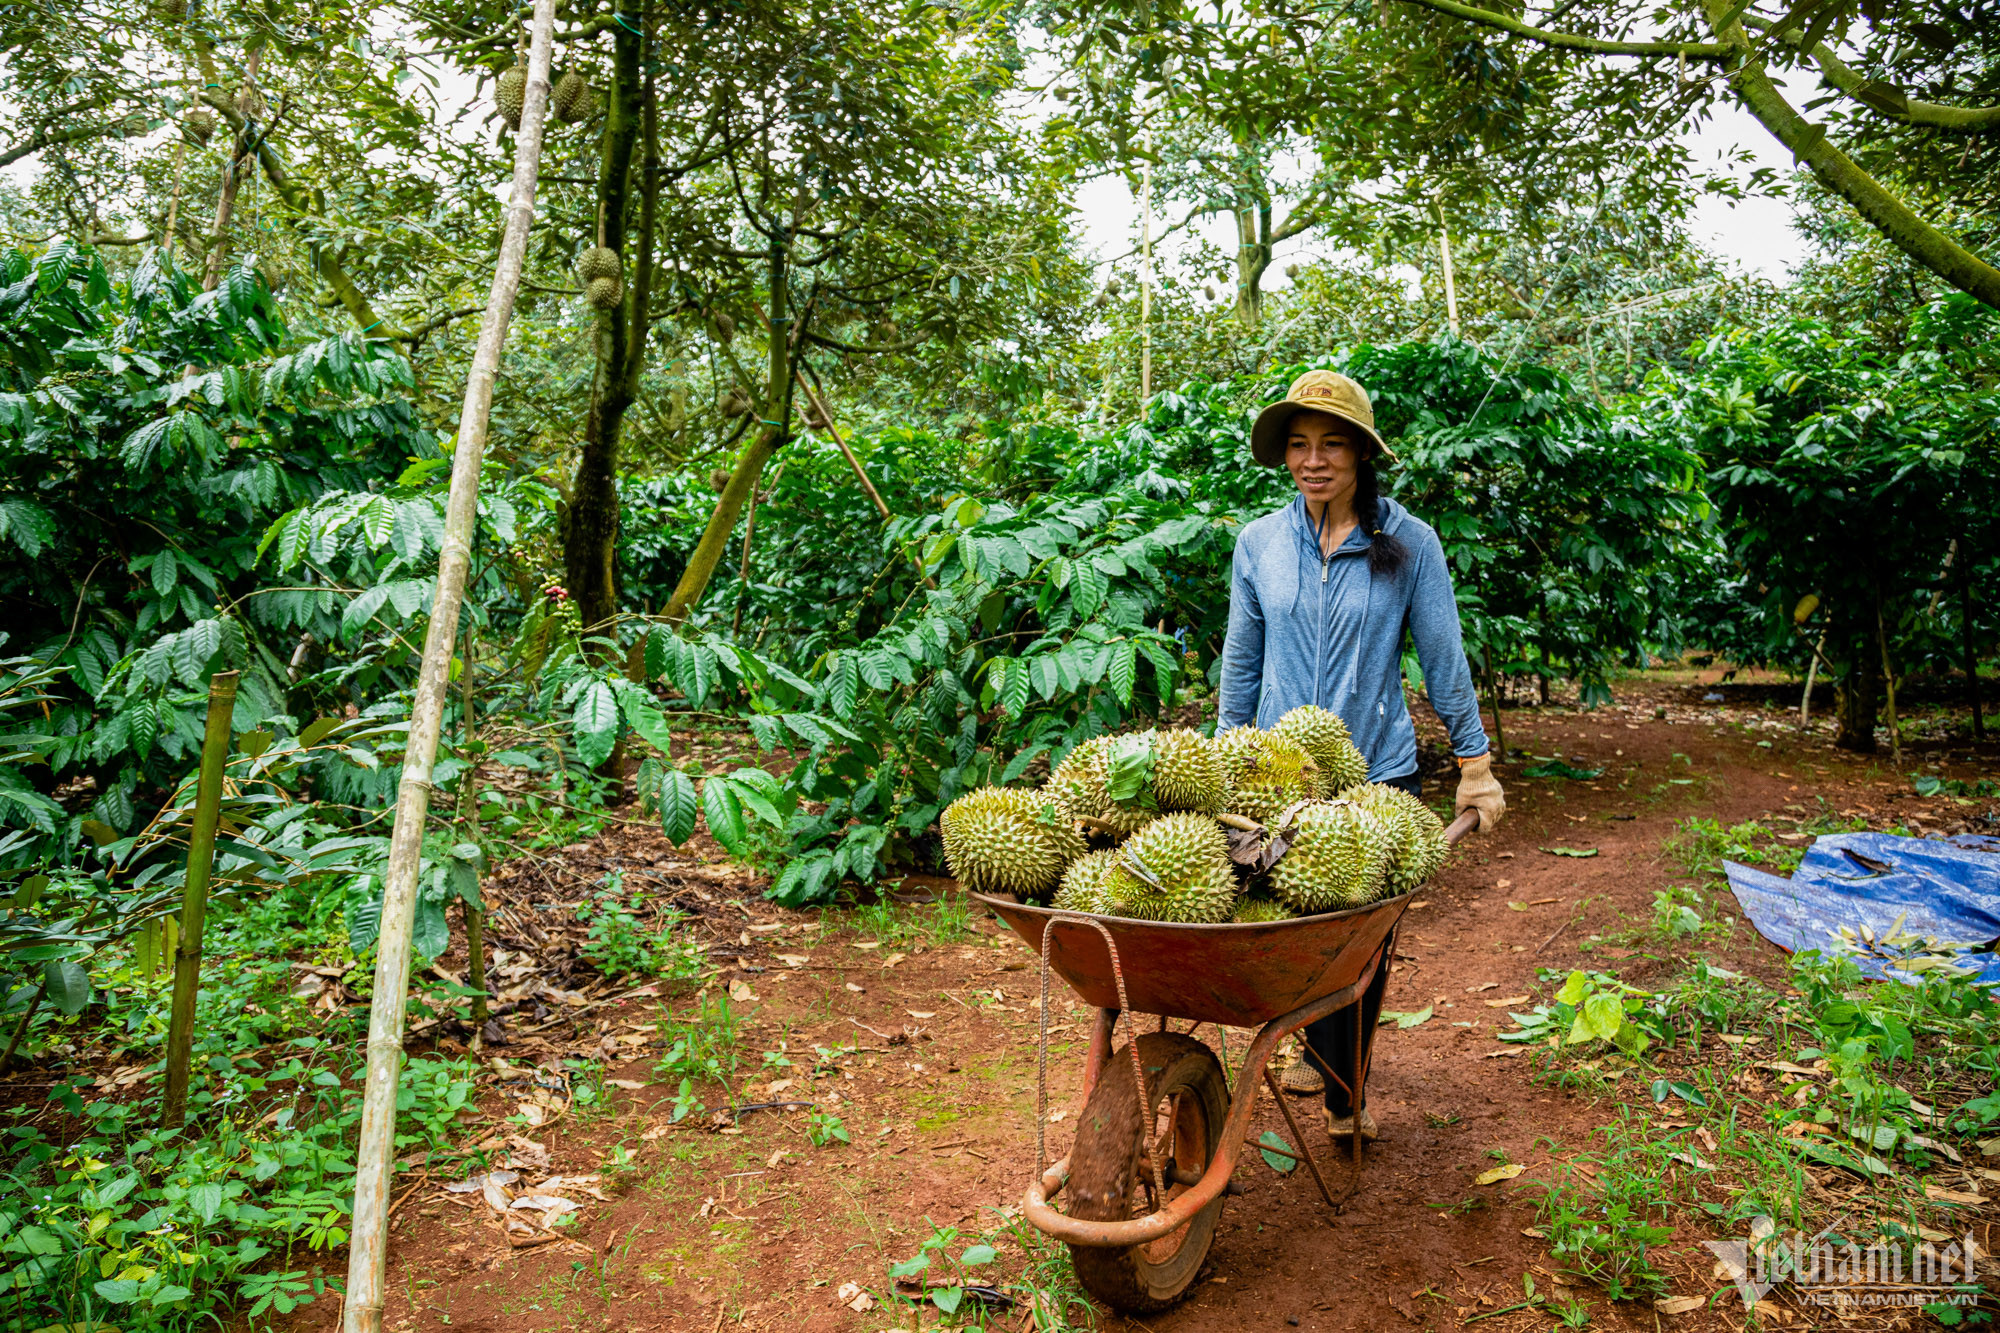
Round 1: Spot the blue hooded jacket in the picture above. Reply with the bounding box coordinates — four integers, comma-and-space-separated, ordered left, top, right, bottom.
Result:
1218, 494, 1489, 781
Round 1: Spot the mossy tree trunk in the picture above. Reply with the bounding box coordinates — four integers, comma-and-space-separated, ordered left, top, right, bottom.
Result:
563, 12, 653, 642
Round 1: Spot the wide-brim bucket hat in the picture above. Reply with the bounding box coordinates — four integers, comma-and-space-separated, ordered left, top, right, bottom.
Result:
1250, 370, 1392, 467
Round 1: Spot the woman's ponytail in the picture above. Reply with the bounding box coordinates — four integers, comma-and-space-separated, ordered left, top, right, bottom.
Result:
1355, 458, 1407, 580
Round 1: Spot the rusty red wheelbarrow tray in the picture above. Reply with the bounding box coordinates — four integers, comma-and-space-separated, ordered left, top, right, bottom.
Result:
971, 807, 1479, 1258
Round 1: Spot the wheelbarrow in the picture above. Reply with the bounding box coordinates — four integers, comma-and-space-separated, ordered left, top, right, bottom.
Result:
972, 807, 1480, 1312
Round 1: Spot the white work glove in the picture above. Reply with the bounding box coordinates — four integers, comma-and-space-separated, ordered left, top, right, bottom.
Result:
1454, 752, 1505, 832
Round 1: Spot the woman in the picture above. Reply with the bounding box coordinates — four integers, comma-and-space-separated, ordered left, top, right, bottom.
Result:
1218, 369, 1504, 1142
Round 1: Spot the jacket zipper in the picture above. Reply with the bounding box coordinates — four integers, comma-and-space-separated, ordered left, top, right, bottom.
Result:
1314, 548, 1329, 707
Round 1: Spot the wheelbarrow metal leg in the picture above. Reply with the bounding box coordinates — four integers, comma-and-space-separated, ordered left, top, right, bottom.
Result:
1259, 1065, 1338, 1210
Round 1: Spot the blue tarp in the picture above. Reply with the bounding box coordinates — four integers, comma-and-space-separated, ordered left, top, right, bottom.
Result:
1725, 832, 2000, 987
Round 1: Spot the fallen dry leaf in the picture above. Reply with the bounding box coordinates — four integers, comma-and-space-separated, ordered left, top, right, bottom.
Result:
1654, 1295, 1706, 1315
835, 1281, 874, 1313
517, 1102, 548, 1128
1925, 1184, 1987, 1205
1506, 901, 1529, 912
728, 980, 758, 1002
777, 954, 809, 968
1482, 1049, 1520, 1059
882, 952, 907, 968
907, 1010, 936, 1019
1467, 982, 1499, 993
1475, 1164, 1525, 1185
1485, 995, 1530, 1008
510, 1195, 579, 1218
606, 1078, 647, 1090
1495, 878, 1513, 888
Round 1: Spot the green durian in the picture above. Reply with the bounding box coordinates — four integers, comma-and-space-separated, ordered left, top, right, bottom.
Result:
1274, 704, 1369, 796
1232, 896, 1297, 924
1268, 799, 1393, 913
1150, 727, 1229, 814
1046, 735, 1150, 838
1216, 727, 1319, 826
940, 787, 1085, 900
1051, 849, 1118, 914
552, 70, 595, 124
576, 245, 621, 283
1347, 784, 1449, 893
586, 274, 623, 310
1099, 813, 1237, 924
495, 65, 527, 130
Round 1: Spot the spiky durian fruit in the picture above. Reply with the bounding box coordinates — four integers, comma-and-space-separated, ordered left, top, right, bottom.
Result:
1232, 896, 1296, 924
1347, 784, 1449, 894
586, 275, 623, 310
577, 246, 621, 283
1150, 727, 1229, 814
1216, 727, 1318, 826
552, 70, 594, 124
1274, 704, 1369, 796
183, 109, 214, 146
495, 65, 528, 129
1268, 800, 1393, 914
1051, 849, 1118, 915
1099, 813, 1237, 923
1046, 736, 1150, 838
940, 786, 1084, 900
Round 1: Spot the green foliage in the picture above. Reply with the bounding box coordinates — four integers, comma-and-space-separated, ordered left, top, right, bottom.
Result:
1637, 297, 2000, 742
0, 244, 425, 856
576, 872, 703, 982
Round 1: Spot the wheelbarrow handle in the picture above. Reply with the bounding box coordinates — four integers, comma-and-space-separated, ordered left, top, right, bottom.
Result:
1443, 807, 1481, 846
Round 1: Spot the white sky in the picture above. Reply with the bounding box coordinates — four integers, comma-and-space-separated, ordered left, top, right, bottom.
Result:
1069, 98, 1809, 292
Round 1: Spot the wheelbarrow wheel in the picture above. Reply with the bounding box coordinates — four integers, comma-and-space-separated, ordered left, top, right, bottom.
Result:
1064, 1032, 1229, 1312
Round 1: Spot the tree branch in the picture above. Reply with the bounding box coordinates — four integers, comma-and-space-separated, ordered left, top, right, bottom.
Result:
1706, 0, 2000, 308
804, 330, 926, 355
1393, 0, 1731, 59
1756, 21, 2000, 133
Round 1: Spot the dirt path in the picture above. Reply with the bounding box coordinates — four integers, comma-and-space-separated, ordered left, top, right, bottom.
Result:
358, 675, 1995, 1333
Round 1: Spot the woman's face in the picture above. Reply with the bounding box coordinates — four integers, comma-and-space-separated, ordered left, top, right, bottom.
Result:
1285, 410, 1364, 509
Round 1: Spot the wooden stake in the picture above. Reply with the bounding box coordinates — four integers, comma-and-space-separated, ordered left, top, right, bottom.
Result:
1877, 598, 1902, 767
457, 640, 488, 1027
1140, 131, 1153, 403
1438, 209, 1460, 336
162, 670, 239, 1128
341, 2, 555, 1327
1800, 630, 1824, 728
794, 369, 889, 521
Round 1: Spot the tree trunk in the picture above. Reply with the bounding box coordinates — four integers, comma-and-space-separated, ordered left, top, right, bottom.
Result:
563, 16, 650, 638
1835, 649, 1879, 753
662, 240, 793, 623
1963, 568, 1984, 741
1234, 197, 1271, 330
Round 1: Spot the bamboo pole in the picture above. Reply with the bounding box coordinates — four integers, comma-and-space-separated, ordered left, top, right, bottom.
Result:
457, 643, 489, 1028
1140, 132, 1153, 403
341, 1, 555, 1326
162, 670, 239, 1128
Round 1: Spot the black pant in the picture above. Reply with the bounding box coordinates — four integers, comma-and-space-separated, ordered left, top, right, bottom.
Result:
1300, 769, 1420, 1116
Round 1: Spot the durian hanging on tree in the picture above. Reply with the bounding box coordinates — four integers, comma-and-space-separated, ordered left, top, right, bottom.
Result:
495, 63, 528, 131
183, 109, 214, 146
552, 70, 595, 124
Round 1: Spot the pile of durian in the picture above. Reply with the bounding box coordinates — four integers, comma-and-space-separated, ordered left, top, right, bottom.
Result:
939, 705, 1449, 924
